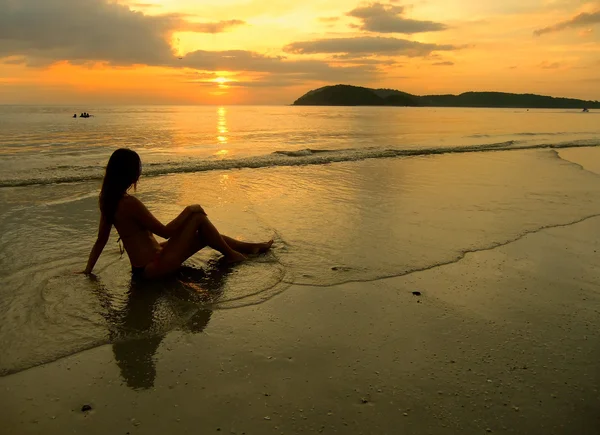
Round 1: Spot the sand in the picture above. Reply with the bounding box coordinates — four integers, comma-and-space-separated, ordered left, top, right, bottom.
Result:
1, 216, 599, 435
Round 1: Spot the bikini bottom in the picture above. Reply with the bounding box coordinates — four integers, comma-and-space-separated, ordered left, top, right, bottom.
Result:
131, 265, 146, 278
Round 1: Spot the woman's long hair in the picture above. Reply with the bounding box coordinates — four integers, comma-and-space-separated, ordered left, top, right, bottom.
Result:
100, 149, 141, 224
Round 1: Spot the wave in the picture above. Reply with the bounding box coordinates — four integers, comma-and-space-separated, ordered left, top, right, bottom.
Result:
272, 148, 336, 157
514, 132, 567, 136
468, 131, 594, 138
1, 139, 599, 188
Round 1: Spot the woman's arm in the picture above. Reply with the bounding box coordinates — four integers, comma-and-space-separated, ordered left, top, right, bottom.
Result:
84, 215, 112, 274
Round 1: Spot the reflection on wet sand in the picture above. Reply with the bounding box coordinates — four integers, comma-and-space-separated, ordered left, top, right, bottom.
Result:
94, 261, 234, 390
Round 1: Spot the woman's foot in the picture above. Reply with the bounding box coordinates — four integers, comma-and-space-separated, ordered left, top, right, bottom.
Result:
223, 251, 247, 264
250, 239, 274, 255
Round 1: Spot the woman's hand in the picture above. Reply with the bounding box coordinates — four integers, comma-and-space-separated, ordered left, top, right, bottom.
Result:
187, 204, 207, 215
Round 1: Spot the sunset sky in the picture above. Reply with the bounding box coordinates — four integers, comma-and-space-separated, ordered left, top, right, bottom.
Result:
1, 0, 599, 104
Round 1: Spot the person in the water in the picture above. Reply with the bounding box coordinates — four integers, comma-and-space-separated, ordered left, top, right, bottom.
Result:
83, 148, 273, 278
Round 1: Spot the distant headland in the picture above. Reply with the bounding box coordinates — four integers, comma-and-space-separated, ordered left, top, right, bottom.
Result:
292, 85, 600, 109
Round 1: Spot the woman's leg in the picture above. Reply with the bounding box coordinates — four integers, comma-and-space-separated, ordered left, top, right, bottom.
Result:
145, 214, 245, 278
221, 235, 273, 255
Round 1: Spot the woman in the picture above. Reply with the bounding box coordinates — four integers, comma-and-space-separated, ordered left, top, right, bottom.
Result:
84, 148, 273, 279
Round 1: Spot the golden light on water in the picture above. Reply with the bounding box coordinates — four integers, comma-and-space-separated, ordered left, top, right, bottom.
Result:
217, 107, 228, 145
218, 108, 228, 134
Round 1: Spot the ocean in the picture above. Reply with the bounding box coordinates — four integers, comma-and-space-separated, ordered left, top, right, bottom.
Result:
1, 105, 599, 376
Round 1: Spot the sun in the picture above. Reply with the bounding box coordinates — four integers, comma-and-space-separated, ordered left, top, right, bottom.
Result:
212, 76, 232, 89
213, 77, 233, 88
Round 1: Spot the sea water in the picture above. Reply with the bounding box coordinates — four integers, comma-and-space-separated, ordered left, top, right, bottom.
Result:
1, 105, 599, 376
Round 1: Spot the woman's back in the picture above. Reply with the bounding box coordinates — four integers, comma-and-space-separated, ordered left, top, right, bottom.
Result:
113, 195, 161, 268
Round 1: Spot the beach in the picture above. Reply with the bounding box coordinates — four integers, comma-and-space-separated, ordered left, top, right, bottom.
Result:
1, 106, 599, 434
1, 214, 599, 434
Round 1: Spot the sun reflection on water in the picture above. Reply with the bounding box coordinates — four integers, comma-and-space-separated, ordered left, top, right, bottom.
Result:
217, 107, 228, 147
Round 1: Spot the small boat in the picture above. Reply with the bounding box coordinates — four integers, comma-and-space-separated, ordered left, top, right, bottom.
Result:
582, 108, 589, 113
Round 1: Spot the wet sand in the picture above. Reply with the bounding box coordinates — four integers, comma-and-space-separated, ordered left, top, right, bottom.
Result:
1, 214, 599, 434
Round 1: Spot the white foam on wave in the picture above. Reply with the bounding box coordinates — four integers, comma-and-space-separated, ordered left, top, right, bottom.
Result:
1, 139, 599, 188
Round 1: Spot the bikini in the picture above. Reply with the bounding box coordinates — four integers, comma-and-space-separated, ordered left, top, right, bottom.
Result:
118, 235, 161, 279
131, 265, 146, 278
118, 237, 149, 278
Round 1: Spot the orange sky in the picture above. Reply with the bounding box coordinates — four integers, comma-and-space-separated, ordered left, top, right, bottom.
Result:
0, 0, 599, 104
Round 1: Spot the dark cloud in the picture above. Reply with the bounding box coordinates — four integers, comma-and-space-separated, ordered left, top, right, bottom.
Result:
347, 2, 447, 33
432, 61, 454, 66
180, 49, 380, 82
534, 10, 600, 36
1, 56, 26, 65
0, 0, 377, 84
0, 0, 170, 65
330, 54, 399, 65
0, 0, 245, 66
283, 36, 458, 57
0, 0, 425, 88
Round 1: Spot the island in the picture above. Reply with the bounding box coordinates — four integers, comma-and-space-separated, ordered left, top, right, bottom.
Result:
292, 85, 600, 109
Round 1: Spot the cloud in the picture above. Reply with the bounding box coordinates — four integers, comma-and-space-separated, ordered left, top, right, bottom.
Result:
183, 20, 246, 34
130, 2, 160, 8
347, 2, 447, 33
432, 61, 454, 66
226, 78, 306, 88
329, 54, 399, 65
0, 0, 245, 66
181, 72, 316, 89
0, 0, 382, 86
1, 56, 26, 65
318, 17, 341, 23
539, 61, 562, 69
534, 10, 600, 36
283, 36, 458, 57
180, 50, 380, 82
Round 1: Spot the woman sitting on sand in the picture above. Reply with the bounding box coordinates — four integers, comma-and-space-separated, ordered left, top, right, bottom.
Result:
84, 148, 272, 278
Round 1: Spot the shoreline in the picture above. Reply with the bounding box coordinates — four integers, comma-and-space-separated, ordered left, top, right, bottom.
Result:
1, 214, 599, 434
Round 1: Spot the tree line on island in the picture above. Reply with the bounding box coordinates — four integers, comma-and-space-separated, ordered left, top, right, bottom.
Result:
292, 85, 599, 109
